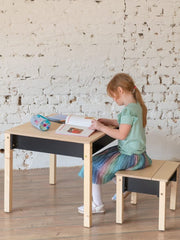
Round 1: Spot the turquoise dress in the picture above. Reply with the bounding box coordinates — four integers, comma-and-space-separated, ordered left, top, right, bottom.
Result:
78, 103, 152, 184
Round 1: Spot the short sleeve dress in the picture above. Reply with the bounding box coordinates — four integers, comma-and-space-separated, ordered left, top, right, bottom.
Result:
78, 102, 152, 184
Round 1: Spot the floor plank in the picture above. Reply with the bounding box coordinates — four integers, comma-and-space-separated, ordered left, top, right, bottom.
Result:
0, 167, 180, 240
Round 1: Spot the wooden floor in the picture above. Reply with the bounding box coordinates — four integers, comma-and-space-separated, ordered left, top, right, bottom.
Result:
0, 166, 180, 240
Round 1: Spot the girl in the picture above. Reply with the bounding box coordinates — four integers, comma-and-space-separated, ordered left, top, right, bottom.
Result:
78, 73, 152, 214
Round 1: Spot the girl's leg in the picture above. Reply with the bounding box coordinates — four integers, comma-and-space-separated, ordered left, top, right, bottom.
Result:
111, 177, 117, 201
112, 177, 116, 184
92, 183, 103, 206
111, 177, 130, 201
78, 183, 105, 214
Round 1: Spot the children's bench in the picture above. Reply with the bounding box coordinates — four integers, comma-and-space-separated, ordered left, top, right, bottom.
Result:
115, 159, 180, 231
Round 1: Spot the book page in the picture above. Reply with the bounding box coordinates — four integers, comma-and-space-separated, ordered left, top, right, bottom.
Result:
65, 115, 94, 128
56, 124, 94, 137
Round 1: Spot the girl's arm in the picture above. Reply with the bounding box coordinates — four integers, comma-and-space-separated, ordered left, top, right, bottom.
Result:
98, 118, 119, 128
90, 119, 131, 140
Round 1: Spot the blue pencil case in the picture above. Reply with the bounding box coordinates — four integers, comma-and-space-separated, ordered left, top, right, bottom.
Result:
31, 114, 51, 131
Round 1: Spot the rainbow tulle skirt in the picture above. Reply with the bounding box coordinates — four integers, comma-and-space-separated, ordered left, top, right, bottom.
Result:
78, 145, 152, 184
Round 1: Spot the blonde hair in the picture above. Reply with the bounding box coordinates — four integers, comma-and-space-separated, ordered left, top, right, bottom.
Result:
107, 73, 147, 128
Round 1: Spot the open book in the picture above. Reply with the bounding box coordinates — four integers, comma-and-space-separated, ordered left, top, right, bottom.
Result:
55, 115, 95, 137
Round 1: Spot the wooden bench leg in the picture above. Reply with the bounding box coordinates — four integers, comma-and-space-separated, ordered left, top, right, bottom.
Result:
170, 167, 179, 210
131, 192, 137, 205
49, 154, 56, 185
159, 181, 166, 231
116, 176, 123, 224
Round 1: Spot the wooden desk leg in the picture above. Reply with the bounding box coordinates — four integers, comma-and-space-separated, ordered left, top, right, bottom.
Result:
159, 181, 166, 231
116, 176, 123, 224
131, 192, 137, 205
170, 167, 179, 210
83, 143, 92, 228
4, 133, 13, 212
49, 154, 56, 185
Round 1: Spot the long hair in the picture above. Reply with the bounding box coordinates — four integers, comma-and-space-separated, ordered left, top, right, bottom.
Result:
107, 73, 147, 128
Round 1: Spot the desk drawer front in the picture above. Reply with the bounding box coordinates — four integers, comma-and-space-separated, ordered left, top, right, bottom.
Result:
11, 135, 84, 158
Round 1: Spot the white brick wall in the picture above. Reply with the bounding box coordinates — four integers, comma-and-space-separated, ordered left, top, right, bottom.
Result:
0, 0, 179, 169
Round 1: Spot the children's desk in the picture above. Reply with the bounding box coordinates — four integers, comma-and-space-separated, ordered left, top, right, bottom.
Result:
4, 121, 114, 228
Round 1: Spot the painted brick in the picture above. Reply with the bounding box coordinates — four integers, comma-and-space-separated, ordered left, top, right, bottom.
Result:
158, 102, 178, 110
0, 0, 179, 169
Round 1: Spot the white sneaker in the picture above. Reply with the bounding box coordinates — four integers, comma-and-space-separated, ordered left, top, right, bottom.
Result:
78, 201, 105, 214
112, 191, 130, 201
112, 193, 116, 201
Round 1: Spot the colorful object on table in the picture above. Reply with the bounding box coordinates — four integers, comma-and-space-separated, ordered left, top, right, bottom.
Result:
31, 114, 51, 131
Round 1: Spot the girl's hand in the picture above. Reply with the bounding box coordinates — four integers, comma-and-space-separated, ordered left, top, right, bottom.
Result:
89, 119, 104, 131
